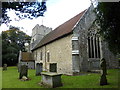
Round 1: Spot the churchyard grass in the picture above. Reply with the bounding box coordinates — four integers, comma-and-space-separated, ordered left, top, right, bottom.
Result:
2, 66, 119, 88
60, 69, 119, 88
2, 66, 42, 88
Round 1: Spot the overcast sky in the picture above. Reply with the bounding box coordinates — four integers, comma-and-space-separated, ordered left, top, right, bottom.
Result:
0, 0, 91, 36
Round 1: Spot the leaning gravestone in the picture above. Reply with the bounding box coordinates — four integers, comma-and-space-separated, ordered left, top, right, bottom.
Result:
3, 64, 7, 71
19, 65, 28, 79
100, 58, 108, 85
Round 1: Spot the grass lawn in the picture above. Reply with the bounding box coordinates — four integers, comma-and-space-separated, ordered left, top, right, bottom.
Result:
1, 66, 119, 88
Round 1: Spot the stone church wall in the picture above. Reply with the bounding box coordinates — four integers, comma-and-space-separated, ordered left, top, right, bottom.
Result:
33, 34, 73, 75
32, 5, 118, 76
73, 5, 118, 72
73, 5, 96, 72
101, 41, 118, 69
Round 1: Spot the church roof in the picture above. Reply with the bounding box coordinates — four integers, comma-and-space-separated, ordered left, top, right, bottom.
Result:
32, 10, 86, 51
21, 52, 34, 61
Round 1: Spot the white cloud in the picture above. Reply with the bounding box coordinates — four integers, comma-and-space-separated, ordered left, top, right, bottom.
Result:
0, 0, 91, 36
42, 0, 91, 29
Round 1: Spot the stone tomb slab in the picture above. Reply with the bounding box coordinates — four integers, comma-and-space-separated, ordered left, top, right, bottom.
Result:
41, 72, 62, 88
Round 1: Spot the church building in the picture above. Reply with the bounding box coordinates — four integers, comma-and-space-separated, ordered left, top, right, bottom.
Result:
31, 5, 118, 75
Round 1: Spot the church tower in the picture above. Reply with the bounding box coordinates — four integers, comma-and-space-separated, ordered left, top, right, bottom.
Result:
30, 24, 52, 50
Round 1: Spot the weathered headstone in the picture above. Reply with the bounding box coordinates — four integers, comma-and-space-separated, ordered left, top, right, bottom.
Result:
17, 63, 21, 72
36, 63, 43, 76
19, 65, 28, 79
100, 58, 108, 85
100, 58, 107, 75
3, 64, 7, 71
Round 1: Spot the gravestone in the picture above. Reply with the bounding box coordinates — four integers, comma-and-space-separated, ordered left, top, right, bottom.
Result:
17, 63, 21, 72
19, 65, 28, 79
36, 63, 43, 76
100, 58, 107, 75
3, 64, 7, 71
100, 58, 108, 85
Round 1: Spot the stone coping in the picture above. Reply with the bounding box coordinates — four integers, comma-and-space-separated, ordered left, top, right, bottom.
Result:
41, 72, 62, 76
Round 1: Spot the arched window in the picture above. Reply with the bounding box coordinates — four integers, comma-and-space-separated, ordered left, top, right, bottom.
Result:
47, 51, 50, 62
40, 51, 42, 60
88, 36, 101, 58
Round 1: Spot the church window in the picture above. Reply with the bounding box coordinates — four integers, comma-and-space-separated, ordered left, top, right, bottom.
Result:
88, 36, 101, 58
47, 52, 50, 62
88, 37, 91, 58
36, 51, 37, 60
40, 51, 42, 60
97, 37, 100, 58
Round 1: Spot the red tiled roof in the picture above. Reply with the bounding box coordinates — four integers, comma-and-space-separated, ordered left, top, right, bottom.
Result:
21, 52, 34, 61
32, 10, 86, 51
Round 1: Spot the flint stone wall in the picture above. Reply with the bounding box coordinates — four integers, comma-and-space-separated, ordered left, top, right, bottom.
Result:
73, 5, 118, 72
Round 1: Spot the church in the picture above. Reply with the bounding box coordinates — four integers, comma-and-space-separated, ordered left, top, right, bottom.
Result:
30, 5, 118, 75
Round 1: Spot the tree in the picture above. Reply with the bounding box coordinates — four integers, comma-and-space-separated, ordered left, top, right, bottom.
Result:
1, 1, 46, 24
95, 2, 120, 55
2, 27, 31, 66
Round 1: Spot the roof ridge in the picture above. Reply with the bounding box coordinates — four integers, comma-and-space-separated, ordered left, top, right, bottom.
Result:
32, 10, 86, 51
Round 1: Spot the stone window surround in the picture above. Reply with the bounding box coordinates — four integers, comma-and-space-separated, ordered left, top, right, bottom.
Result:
71, 37, 78, 40
72, 37, 79, 54
72, 50, 79, 54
